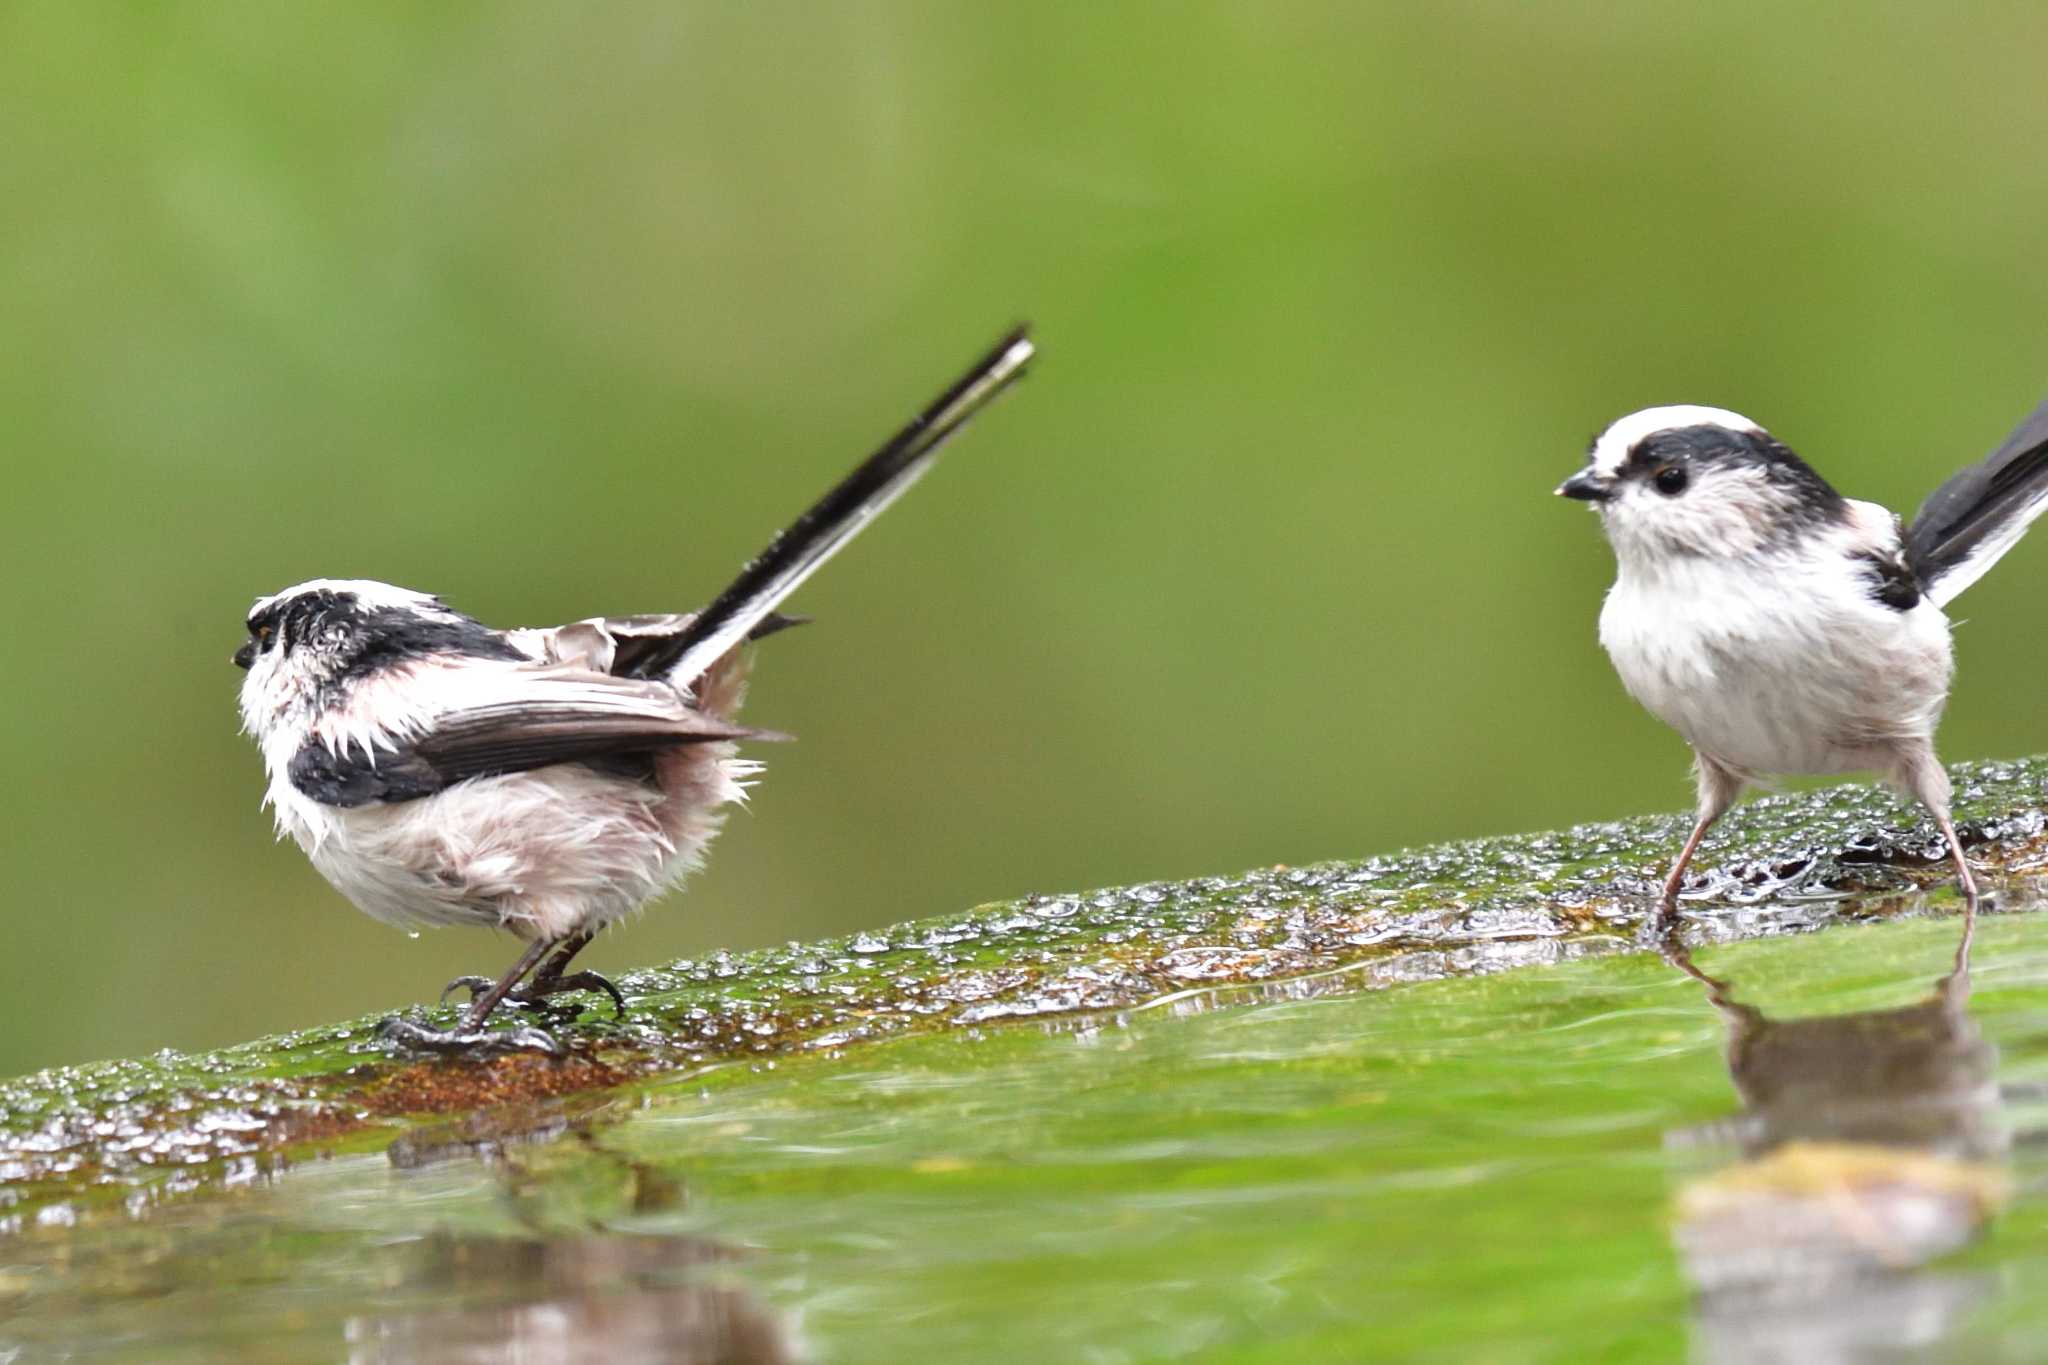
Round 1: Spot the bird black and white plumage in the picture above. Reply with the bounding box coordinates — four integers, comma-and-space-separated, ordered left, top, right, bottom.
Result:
1558, 392, 2048, 925
235, 328, 1034, 1050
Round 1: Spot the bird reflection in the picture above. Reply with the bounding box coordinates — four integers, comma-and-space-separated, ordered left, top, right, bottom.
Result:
349, 1103, 802, 1365
1663, 917, 2009, 1364
344, 1230, 800, 1365
1667, 917, 1998, 1162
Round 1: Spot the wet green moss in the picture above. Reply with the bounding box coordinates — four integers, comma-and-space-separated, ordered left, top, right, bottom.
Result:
3, 756, 2044, 1222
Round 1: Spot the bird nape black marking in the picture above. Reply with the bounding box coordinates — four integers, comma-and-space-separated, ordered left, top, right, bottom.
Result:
238, 587, 527, 683
328, 607, 528, 689
1623, 424, 1848, 536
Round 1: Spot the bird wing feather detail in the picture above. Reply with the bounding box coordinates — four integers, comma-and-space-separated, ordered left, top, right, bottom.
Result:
289, 666, 781, 808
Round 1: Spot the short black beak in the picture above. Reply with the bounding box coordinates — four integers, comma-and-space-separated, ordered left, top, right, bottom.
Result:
232, 640, 255, 670
1555, 471, 1614, 503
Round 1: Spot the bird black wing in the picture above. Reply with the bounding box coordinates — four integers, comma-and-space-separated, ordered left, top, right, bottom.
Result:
288, 668, 782, 808
1906, 394, 2048, 606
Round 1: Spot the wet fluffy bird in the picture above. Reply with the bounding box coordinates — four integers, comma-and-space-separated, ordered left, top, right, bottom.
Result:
1559, 394, 2048, 926
236, 329, 1034, 1052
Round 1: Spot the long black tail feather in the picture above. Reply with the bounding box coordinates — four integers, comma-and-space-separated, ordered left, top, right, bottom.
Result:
1906, 393, 2048, 606
627, 325, 1035, 683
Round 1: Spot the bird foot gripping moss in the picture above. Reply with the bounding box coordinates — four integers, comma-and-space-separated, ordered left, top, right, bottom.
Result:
376, 1013, 565, 1059
439, 970, 628, 1019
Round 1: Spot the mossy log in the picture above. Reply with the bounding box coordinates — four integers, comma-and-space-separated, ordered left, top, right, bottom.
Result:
5, 757, 2045, 1226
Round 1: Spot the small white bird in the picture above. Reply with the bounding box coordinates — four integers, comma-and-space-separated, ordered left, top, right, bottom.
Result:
1559, 395, 2048, 926
236, 328, 1034, 1051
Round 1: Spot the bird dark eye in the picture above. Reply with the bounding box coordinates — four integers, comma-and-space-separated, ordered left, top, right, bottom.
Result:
1653, 465, 1689, 496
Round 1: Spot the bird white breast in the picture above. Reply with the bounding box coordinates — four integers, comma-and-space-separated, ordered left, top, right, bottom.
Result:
272, 745, 758, 940
1597, 507, 1954, 779
247, 650, 762, 942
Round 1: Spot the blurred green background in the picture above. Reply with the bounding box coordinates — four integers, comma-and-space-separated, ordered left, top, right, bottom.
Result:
5, 3, 2048, 1076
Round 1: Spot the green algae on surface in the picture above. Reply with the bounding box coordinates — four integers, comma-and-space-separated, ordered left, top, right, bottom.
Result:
5, 913, 2048, 1362
4, 757, 2048, 1222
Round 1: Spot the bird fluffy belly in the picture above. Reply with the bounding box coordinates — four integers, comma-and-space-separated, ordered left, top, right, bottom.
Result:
1599, 567, 1953, 780
296, 744, 752, 941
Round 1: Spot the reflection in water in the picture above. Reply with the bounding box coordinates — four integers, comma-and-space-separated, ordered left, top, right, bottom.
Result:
1664, 918, 2009, 1362
345, 1231, 799, 1365
351, 1107, 802, 1365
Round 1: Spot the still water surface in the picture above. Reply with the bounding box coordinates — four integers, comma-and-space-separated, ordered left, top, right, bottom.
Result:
4, 910, 2046, 1362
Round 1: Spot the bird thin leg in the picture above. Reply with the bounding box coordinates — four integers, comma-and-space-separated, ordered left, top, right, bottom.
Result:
516, 931, 627, 1017
1899, 744, 1980, 925
440, 931, 626, 1018
1659, 818, 1720, 919
1930, 806, 1980, 920
461, 938, 553, 1028
1656, 755, 1744, 935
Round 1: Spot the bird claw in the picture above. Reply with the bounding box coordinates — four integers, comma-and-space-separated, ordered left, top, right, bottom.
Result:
520, 970, 629, 1019
1635, 900, 1687, 953
436, 969, 628, 1018
377, 1015, 563, 1059
437, 975, 495, 1005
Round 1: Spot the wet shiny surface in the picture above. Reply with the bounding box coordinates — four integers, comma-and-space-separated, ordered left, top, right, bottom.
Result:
4, 907, 2047, 1361
10, 758, 2048, 1211
1664, 921, 2025, 1361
